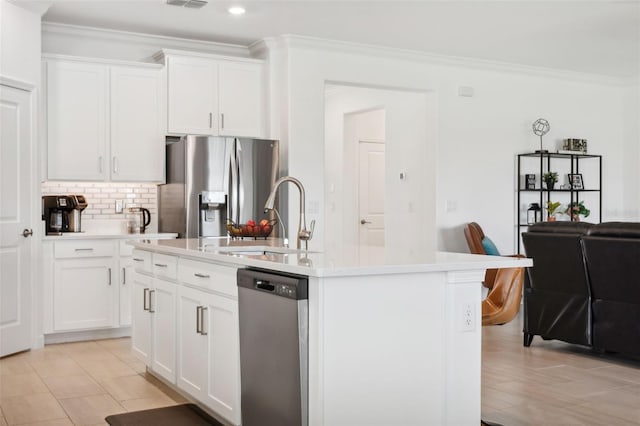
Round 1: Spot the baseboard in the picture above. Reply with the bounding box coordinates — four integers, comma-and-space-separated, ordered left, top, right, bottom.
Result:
44, 327, 131, 344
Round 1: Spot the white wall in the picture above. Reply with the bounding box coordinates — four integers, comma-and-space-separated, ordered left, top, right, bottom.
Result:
324, 85, 437, 254
264, 36, 637, 254
0, 0, 42, 84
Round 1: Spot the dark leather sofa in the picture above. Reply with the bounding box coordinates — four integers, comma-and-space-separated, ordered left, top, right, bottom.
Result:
582, 222, 640, 356
522, 221, 640, 356
521, 221, 594, 347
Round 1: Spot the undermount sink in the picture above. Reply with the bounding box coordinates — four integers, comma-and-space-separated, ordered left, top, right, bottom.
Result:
216, 246, 309, 256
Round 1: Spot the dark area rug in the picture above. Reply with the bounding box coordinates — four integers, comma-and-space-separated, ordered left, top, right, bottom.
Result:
105, 404, 225, 426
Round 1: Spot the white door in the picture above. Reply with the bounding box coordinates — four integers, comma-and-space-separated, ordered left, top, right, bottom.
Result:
358, 141, 385, 246
0, 84, 33, 357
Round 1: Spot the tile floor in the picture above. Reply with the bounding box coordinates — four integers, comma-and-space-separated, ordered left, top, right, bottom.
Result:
482, 314, 640, 425
2, 315, 640, 425
0, 339, 186, 426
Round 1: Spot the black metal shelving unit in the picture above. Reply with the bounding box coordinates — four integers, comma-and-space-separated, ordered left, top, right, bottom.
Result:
516, 152, 602, 253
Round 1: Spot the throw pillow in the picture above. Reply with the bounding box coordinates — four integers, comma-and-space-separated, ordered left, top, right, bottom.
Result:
481, 237, 500, 256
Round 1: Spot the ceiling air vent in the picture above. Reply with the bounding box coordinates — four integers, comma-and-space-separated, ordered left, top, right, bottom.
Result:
166, 0, 208, 8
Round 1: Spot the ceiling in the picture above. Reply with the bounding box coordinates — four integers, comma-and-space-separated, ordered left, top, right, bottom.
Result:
36, 0, 640, 79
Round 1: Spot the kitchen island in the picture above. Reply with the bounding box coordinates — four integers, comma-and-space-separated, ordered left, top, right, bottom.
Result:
129, 238, 531, 426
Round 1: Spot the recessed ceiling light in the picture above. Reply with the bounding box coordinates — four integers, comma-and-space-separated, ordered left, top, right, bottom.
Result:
228, 6, 246, 15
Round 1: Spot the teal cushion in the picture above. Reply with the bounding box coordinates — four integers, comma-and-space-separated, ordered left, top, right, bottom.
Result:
481, 237, 500, 256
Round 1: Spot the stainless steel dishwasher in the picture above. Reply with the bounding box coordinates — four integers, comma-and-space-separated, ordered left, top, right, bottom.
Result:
237, 268, 309, 426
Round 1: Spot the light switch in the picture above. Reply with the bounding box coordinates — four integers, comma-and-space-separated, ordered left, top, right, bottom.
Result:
115, 199, 124, 214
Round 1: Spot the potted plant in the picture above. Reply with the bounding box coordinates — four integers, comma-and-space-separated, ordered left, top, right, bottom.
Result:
565, 201, 590, 221
542, 172, 558, 190
545, 201, 561, 221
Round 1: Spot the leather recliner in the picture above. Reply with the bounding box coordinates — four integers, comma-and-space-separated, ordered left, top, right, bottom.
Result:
582, 222, 640, 356
521, 221, 594, 347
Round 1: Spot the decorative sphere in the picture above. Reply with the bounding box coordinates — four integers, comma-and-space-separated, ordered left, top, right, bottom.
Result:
532, 118, 550, 136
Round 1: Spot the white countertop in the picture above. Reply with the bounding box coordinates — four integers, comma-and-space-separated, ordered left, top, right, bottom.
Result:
43, 232, 178, 241
128, 238, 532, 277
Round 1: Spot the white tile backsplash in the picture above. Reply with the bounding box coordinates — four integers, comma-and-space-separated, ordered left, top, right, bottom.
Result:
41, 181, 159, 233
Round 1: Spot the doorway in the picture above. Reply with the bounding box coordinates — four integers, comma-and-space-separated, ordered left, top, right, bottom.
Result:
324, 83, 436, 254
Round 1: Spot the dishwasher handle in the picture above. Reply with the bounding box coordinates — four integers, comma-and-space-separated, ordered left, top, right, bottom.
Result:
255, 280, 275, 292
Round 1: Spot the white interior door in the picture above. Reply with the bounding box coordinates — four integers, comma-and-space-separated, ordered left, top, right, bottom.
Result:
358, 141, 385, 246
0, 84, 33, 357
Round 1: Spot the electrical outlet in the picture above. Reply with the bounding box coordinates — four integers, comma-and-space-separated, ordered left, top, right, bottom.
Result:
459, 302, 475, 332
115, 199, 124, 214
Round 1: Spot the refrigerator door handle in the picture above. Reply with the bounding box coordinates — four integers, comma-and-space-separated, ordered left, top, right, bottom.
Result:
229, 138, 239, 224
236, 138, 242, 224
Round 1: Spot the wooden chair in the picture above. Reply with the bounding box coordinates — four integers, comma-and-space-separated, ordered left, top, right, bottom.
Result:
463, 222, 525, 325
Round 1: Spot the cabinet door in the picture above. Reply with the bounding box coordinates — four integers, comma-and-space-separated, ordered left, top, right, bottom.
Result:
119, 257, 134, 326
110, 66, 164, 182
131, 271, 152, 365
46, 60, 107, 180
177, 285, 208, 399
151, 278, 177, 383
218, 61, 264, 138
53, 257, 116, 331
202, 292, 241, 424
167, 56, 218, 135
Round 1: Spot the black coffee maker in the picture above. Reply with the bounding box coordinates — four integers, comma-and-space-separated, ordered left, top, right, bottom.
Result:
42, 195, 88, 235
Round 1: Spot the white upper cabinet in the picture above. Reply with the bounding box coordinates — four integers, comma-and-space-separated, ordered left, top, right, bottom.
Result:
162, 51, 265, 138
110, 66, 164, 182
167, 56, 218, 136
44, 56, 165, 182
218, 61, 264, 138
47, 60, 108, 181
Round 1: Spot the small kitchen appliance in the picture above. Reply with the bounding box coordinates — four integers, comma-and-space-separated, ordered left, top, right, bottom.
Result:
42, 195, 88, 235
126, 207, 151, 234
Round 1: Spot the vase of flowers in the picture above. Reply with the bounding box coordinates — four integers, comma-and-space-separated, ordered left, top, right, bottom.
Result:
565, 201, 590, 221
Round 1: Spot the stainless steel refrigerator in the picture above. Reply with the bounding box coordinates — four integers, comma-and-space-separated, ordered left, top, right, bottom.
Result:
159, 135, 281, 238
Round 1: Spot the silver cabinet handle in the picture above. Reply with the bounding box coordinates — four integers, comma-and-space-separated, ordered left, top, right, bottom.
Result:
196, 305, 202, 334
99, 156, 103, 173
154, 263, 167, 267
113, 156, 118, 174
133, 258, 144, 262
75, 248, 94, 252
22, 228, 33, 238
122, 267, 126, 285
194, 273, 210, 278
200, 307, 208, 336
209, 112, 213, 128
221, 113, 225, 130
149, 289, 156, 313
143, 288, 150, 311
107, 268, 111, 285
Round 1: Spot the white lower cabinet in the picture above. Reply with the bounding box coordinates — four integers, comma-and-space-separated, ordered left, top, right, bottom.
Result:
177, 285, 241, 425
53, 257, 117, 331
131, 271, 152, 365
151, 277, 177, 383
132, 251, 241, 425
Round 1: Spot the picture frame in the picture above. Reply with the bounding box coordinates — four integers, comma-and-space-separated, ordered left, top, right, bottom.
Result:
569, 173, 584, 190
525, 174, 536, 189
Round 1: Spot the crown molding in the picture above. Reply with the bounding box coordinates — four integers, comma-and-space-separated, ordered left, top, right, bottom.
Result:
266, 34, 628, 87
42, 22, 251, 59
152, 48, 263, 65
42, 53, 163, 69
